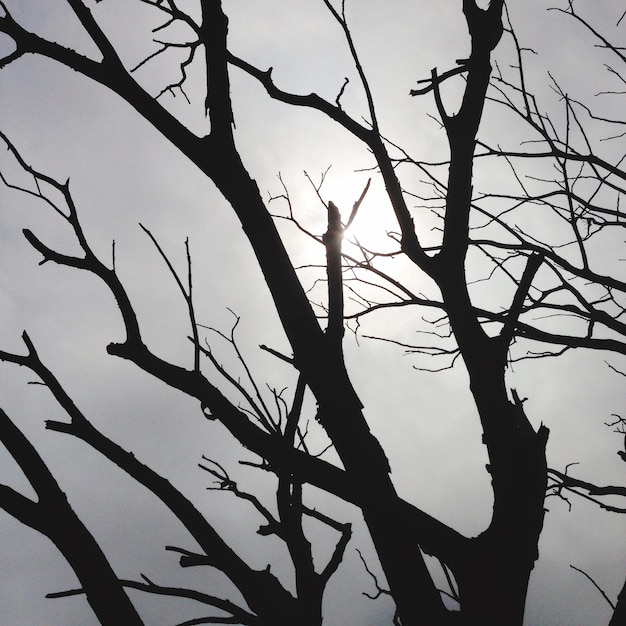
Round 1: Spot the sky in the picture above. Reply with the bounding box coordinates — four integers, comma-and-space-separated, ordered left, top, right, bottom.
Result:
0, 1, 625, 625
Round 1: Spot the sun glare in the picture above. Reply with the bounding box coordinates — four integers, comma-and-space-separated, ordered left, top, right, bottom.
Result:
326, 180, 399, 253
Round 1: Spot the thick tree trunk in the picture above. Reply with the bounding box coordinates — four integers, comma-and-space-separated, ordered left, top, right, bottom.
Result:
201, 147, 449, 625
441, 326, 548, 626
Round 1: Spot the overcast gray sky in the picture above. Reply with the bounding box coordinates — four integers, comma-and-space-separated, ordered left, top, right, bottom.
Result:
0, 1, 625, 625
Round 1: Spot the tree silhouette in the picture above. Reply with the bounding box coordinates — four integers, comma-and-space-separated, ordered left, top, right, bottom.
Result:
0, 1, 624, 625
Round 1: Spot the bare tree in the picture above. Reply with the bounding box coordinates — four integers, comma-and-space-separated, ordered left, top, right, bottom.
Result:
0, 1, 624, 625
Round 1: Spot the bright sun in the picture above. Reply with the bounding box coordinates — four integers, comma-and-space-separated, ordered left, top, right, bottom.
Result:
333, 181, 399, 253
